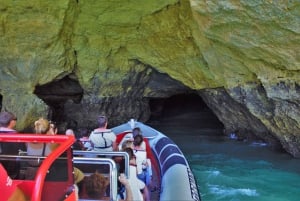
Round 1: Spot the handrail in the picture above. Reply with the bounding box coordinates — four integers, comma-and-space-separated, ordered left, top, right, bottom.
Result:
0, 133, 74, 143
0, 134, 75, 201
73, 150, 130, 178
73, 157, 118, 201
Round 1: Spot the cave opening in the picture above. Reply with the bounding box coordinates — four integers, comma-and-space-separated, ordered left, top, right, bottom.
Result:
33, 75, 83, 125
148, 93, 224, 130
32, 73, 223, 135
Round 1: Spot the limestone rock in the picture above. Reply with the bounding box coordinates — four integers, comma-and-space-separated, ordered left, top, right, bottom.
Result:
0, 0, 299, 157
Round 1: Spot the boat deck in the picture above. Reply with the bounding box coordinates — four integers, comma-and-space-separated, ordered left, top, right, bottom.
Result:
0, 121, 201, 201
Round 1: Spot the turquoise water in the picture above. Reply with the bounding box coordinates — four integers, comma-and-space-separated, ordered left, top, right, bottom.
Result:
150, 115, 300, 201
185, 136, 300, 201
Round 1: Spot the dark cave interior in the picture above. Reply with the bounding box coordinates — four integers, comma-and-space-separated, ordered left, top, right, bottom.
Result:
148, 93, 224, 129
32, 76, 223, 130
0, 76, 224, 133
33, 75, 83, 123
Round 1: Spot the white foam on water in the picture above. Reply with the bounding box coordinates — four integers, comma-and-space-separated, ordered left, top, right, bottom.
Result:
250, 142, 268, 147
208, 184, 259, 197
204, 170, 221, 178
209, 170, 221, 176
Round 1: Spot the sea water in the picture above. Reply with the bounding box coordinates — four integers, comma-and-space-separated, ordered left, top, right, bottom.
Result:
149, 113, 300, 201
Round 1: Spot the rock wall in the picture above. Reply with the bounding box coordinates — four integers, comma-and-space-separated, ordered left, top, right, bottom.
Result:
191, 0, 300, 157
0, 0, 299, 156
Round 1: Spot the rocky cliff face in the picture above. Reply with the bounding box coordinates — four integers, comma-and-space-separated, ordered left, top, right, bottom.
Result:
0, 1, 299, 156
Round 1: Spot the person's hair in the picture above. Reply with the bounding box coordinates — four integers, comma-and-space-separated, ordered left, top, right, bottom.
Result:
121, 140, 134, 151
85, 172, 109, 199
34, 118, 50, 134
133, 134, 144, 146
0, 111, 17, 127
123, 147, 135, 160
97, 115, 107, 128
119, 147, 135, 173
132, 127, 142, 137
78, 127, 89, 137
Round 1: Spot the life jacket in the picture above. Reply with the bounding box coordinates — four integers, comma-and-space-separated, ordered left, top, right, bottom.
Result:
91, 131, 113, 149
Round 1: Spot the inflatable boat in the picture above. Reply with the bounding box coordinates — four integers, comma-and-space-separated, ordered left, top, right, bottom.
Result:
0, 120, 201, 201
112, 119, 201, 201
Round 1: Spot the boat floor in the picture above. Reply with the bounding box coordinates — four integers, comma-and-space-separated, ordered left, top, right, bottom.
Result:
148, 166, 160, 201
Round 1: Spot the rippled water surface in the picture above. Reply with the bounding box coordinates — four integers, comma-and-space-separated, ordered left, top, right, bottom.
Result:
149, 112, 300, 201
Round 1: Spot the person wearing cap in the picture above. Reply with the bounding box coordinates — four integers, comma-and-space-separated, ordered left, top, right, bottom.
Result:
0, 111, 17, 133
0, 111, 19, 155
74, 166, 85, 200
89, 115, 117, 152
0, 163, 27, 201
0, 111, 25, 178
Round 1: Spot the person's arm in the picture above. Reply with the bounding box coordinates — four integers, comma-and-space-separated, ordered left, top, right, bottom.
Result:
118, 174, 133, 201
112, 141, 118, 151
111, 132, 118, 151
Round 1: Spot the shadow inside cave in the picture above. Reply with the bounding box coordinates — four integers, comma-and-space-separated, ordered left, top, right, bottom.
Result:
147, 93, 224, 133
32, 76, 224, 136
33, 74, 83, 127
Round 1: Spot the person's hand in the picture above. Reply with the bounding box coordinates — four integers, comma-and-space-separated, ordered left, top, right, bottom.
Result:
118, 173, 129, 186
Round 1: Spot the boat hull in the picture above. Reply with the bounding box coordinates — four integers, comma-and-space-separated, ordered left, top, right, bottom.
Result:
112, 120, 201, 201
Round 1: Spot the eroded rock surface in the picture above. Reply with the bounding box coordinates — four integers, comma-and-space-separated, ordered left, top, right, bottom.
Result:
0, 0, 299, 156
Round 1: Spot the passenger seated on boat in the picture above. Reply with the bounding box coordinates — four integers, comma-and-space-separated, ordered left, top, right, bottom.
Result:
0, 163, 28, 201
82, 172, 133, 201
118, 127, 146, 151
132, 127, 146, 150
133, 134, 152, 186
121, 139, 134, 150
0, 111, 18, 136
118, 135, 133, 151
0, 111, 25, 178
66, 129, 85, 150
89, 115, 118, 152
27, 118, 58, 156
74, 167, 85, 200
25, 118, 59, 179
121, 147, 150, 201
78, 127, 93, 151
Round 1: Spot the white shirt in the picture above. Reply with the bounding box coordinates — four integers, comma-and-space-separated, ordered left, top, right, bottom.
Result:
127, 165, 145, 201
134, 149, 147, 175
26, 143, 52, 156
